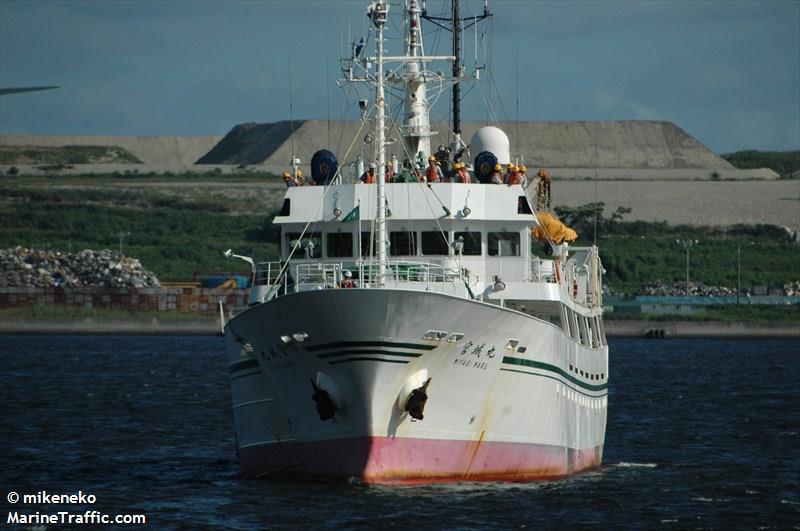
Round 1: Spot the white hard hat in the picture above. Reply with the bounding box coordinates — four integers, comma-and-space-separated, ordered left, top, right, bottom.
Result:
344, 270, 352, 277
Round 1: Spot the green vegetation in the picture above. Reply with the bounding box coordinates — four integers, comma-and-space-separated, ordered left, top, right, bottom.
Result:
721, 149, 800, 177
0, 185, 279, 281
605, 305, 800, 323
2, 176, 798, 297
0, 145, 142, 165
552, 203, 799, 295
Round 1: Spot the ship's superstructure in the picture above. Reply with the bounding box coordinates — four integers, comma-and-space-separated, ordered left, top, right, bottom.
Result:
223, 0, 608, 483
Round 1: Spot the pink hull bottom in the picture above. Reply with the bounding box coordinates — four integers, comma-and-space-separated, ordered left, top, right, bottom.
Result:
239, 437, 603, 484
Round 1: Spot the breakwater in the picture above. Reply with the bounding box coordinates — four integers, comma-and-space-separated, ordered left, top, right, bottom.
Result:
0, 286, 247, 315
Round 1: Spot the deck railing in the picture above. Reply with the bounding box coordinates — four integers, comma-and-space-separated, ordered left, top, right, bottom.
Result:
253, 258, 466, 300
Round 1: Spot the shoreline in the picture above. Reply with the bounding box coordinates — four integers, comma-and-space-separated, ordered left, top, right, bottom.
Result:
0, 316, 797, 338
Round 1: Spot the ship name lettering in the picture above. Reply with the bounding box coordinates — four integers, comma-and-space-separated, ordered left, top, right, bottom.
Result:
472, 343, 485, 357
452, 358, 488, 370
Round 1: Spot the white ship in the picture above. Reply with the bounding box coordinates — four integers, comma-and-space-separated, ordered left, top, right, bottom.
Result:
223, 0, 608, 483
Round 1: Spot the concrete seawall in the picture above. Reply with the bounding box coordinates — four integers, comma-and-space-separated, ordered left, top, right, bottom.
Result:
0, 317, 796, 338
0, 317, 220, 335
604, 320, 800, 338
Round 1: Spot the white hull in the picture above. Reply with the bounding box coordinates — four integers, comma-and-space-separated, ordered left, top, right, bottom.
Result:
225, 288, 608, 482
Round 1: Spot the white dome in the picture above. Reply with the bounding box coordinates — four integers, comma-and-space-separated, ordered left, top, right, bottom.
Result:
470, 126, 510, 164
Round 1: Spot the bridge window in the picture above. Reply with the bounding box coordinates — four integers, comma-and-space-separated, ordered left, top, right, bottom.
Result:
389, 231, 417, 256
360, 231, 376, 257
421, 231, 449, 255
279, 198, 291, 216
326, 233, 353, 258
286, 232, 321, 259
453, 231, 482, 255
488, 232, 520, 256
517, 196, 533, 214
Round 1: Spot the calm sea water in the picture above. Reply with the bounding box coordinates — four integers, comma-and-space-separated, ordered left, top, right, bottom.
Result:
1, 335, 798, 529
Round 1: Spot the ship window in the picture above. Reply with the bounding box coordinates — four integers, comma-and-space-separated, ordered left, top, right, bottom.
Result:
589, 317, 601, 348
570, 311, 581, 342
389, 231, 417, 256
488, 232, 520, 256
453, 231, 482, 255
517, 196, 533, 214
421, 231, 449, 255
279, 198, 291, 216
565, 307, 579, 342
360, 231, 377, 257
569, 364, 574, 372
578, 316, 589, 346
326, 233, 353, 258
598, 318, 608, 346
505, 339, 519, 350
286, 232, 321, 259
517, 346, 527, 353
446, 333, 465, 342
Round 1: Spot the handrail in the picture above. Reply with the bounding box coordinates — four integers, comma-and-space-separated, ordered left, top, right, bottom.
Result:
254, 258, 465, 298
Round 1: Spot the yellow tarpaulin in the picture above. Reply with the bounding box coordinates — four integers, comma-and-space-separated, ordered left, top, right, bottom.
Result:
532, 211, 578, 244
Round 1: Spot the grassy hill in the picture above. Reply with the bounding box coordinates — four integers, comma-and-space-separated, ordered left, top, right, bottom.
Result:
0, 145, 142, 165
721, 149, 800, 177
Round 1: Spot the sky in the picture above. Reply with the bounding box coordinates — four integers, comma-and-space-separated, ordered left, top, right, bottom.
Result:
0, 0, 798, 154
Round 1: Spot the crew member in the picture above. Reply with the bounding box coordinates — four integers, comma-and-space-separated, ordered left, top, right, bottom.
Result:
507, 164, 523, 185
505, 163, 517, 184
282, 171, 297, 187
454, 162, 471, 184
340, 270, 355, 288
490, 164, 504, 184
360, 163, 376, 184
396, 159, 417, 182
517, 165, 528, 187
425, 155, 443, 183
384, 162, 395, 183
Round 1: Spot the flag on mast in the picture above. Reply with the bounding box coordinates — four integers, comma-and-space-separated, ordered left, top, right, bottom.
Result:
342, 205, 360, 222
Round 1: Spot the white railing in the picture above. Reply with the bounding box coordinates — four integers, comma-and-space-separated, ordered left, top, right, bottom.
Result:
563, 246, 603, 310
294, 262, 342, 290
253, 258, 468, 299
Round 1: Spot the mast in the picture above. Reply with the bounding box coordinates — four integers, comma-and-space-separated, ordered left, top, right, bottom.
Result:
422, 1, 491, 164
451, 0, 461, 149
401, 0, 432, 163
371, 2, 389, 286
